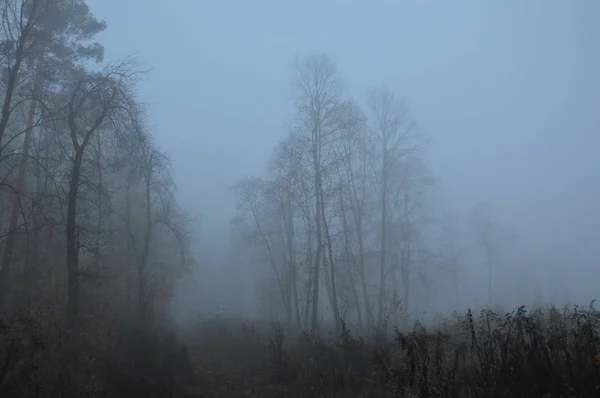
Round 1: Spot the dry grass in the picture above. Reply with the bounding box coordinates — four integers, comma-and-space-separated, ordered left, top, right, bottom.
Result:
1, 304, 600, 397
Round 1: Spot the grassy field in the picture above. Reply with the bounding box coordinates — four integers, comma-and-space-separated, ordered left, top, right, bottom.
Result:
1, 305, 599, 397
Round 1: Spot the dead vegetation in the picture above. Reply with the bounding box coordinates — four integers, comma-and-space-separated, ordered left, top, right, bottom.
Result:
0, 305, 599, 397
184, 304, 600, 398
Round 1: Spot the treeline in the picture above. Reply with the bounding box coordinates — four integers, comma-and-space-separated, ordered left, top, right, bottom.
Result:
232, 52, 438, 336
0, 0, 192, 326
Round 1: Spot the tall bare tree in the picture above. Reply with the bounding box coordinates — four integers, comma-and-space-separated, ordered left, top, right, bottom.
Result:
63, 59, 141, 322
366, 87, 417, 328
0, 0, 106, 306
120, 128, 189, 325
291, 52, 346, 334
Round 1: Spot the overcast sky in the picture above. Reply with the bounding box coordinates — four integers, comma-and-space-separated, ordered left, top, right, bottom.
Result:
86, 0, 599, 299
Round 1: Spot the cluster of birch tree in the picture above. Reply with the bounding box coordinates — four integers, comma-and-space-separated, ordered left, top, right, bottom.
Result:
0, 0, 191, 327
232, 52, 435, 335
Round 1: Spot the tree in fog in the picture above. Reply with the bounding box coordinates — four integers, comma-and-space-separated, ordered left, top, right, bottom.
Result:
267, 137, 306, 326
62, 59, 142, 321
436, 211, 463, 307
0, 0, 106, 307
365, 87, 429, 328
232, 176, 289, 320
0, 2, 197, 393
0, 0, 192, 327
231, 53, 436, 335
290, 52, 346, 334
390, 152, 434, 323
333, 105, 372, 328
470, 201, 517, 307
120, 127, 190, 325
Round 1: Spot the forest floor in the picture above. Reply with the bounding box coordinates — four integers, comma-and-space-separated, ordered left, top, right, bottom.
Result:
1, 305, 600, 397
177, 306, 600, 398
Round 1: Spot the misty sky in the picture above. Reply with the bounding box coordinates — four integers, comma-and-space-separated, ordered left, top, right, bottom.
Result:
87, 0, 599, 293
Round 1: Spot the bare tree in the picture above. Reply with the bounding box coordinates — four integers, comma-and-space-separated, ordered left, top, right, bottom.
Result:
121, 128, 189, 325
228, 57, 435, 338
0, 5, 199, 389
233, 175, 295, 321
365, 87, 419, 328
390, 151, 434, 322
291, 52, 345, 334
470, 201, 517, 307
63, 59, 141, 323
335, 114, 375, 329
268, 137, 305, 327
436, 210, 463, 308
0, 0, 106, 307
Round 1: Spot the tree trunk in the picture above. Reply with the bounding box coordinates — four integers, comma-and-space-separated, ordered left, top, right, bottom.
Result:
0, 33, 28, 159
93, 133, 103, 274
311, 138, 323, 334
284, 189, 301, 327
0, 58, 44, 307
401, 247, 411, 330
487, 245, 492, 308
66, 149, 84, 323
378, 142, 388, 327
303, 215, 313, 329
138, 173, 154, 325
321, 192, 341, 335
339, 187, 363, 328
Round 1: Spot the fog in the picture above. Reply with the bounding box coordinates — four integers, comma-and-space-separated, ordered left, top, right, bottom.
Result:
85, 0, 599, 327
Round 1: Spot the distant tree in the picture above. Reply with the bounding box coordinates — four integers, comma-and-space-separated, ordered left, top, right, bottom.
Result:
121, 127, 189, 325
470, 201, 517, 307
333, 108, 371, 328
291, 52, 346, 334
229, 55, 435, 338
437, 211, 463, 307
268, 137, 306, 327
365, 87, 428, 328
233, 176, 292, 321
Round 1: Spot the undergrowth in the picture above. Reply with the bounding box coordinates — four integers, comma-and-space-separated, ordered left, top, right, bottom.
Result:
1, 304, 600, 397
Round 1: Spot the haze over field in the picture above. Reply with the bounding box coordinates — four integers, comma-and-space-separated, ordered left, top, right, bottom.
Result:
88, 1, 594, 317
84, 0, 600, 324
